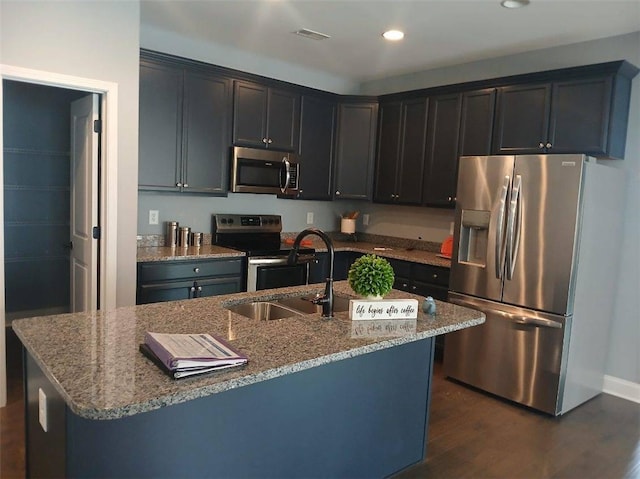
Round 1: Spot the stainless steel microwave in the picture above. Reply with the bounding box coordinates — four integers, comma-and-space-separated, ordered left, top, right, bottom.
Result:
230, 146, 300, 195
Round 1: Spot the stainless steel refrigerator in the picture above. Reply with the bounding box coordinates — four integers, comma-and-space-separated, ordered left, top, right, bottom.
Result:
443, 154, 624, 416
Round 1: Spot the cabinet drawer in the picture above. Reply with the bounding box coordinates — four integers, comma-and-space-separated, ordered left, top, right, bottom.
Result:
138, 258, 243, 282
387, 259, 411, 279
412, 264, 450, 287
412, 281, 449, 301
393, 276, 412, 292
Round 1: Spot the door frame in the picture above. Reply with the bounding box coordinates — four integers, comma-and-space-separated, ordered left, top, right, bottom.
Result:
0, 64, 119, 407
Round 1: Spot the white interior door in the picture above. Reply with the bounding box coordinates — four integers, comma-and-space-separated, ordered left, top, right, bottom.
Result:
70, 94, 99, 312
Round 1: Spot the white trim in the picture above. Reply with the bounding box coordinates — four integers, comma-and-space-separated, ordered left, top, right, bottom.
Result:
0, 77, 5, 408
603, 375, 640, 404
0, 64, 119, 408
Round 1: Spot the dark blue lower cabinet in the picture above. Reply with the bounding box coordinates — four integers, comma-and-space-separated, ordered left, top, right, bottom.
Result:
25, 338, 435, 478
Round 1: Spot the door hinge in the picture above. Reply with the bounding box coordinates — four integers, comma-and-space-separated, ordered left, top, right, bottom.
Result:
93, 119, 102, 133
92, 226, 101, 239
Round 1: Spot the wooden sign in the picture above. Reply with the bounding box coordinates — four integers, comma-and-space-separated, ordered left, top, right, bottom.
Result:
349, 299, 419, 320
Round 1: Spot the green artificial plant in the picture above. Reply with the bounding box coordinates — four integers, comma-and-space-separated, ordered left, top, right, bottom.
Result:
347, 254, 395, 298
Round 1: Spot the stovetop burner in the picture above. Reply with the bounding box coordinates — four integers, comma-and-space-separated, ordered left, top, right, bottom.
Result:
212, 214, 314, 257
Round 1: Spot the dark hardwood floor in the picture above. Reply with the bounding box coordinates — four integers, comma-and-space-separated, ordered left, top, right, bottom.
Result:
400, 361, 640, 479
1, 329, 638, 478
1, 327, 25, 479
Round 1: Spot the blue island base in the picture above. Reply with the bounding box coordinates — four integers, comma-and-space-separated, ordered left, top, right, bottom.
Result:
25, 338, 434, 478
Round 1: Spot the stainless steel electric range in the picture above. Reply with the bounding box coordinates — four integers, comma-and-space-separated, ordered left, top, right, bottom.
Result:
212, 214, 316, 292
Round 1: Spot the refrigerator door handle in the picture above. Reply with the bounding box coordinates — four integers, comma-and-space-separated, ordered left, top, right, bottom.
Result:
506, 175, 522, 280
494, 310, 562, 329
495, 175, 510, 279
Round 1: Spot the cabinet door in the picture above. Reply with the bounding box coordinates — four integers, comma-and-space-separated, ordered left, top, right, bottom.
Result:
374, 102, 402, 203
423, 94, 462, 207
333, 251, 364, 281
233, 80, 268, 148
459, 88, 496, 157
182, 72, 232, 194
397, 98, 428, 204
137, 279, 196, 304
197, 277, 243, 297
267, 88, 300, 151
298, 95, 336, 200
334, 103, 378, 200
308, 252, 330, 283
493, 83, 551, 154
548, 76, 612, 155
139, 60, 183, 191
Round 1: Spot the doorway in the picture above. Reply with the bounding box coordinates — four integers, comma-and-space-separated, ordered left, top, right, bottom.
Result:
3, 80, 95, 321
0, 65, 120, 409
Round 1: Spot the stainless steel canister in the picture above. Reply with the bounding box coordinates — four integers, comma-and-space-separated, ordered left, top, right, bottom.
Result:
166, 221, 179, 247
179, 227, 191, 247
190, 232, 202, 247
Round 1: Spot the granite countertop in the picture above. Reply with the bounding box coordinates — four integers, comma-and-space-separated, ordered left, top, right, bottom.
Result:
326, 240, 451, 268
137, 244, 245, 262
13, 282, 483, 421
137, 239, 451, 268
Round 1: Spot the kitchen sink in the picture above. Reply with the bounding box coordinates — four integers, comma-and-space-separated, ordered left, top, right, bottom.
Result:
226, 301, 303, 320
226, 295, 353, 320
275, 295, 352, 314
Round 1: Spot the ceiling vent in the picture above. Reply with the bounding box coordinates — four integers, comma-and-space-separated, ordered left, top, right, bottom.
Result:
293, 28, 331, 41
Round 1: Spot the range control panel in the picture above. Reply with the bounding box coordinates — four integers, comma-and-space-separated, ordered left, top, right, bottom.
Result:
212, 214, 282, 234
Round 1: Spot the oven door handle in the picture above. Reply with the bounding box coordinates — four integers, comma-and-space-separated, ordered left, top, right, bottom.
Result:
248, 257, 290, 266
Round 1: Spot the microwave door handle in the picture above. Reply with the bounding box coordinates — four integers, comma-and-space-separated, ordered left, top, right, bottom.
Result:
495, 175, 510, 279
281, 157, 291, 194
505, 175, 522, 280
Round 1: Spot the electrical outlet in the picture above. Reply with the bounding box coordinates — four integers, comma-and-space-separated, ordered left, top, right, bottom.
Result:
149, 210, 159, 225
306, 212, 314, 224
363, 214, 370, 226
38, 388, 48, 432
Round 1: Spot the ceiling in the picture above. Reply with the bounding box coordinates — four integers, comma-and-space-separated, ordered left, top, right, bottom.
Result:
140, 1, 640, 83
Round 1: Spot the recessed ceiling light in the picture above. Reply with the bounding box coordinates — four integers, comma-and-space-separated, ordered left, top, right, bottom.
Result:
501, 0, 530, 8
382, 30, 404, 41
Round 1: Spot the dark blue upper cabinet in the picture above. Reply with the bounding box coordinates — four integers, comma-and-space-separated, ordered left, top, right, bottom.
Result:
233, 80, 300, 152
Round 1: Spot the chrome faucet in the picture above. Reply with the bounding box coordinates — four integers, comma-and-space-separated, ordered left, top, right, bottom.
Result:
287, 228, 334, 319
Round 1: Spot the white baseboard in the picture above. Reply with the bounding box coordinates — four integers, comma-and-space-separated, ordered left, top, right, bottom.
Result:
603, 375, 640, 404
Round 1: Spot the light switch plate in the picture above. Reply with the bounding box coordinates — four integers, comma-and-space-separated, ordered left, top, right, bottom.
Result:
149, 210, 159, 225
363, 214, 370, 226
306, 212, 314, 224
38, 388, 48, 432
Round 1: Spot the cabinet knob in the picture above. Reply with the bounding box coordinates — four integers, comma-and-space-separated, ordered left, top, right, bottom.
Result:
432, 274, 438, 279
262, 138, 268, 144
183, 183, 188, 188
176, 182, 183, 187
402, 283, 409, 289
546, 142, 552, 149
411, 285, 417, 291
267, 138, 273, 144
336, 191, 341, 195
194, 267, 200, 273
539, 142, 545, 149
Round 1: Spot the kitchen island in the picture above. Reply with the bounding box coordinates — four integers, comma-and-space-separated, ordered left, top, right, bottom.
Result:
14, 282, 483, 478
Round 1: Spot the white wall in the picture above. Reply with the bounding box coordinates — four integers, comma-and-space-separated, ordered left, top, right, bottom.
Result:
361, 32, 640, 385
1, 1, 141, 308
